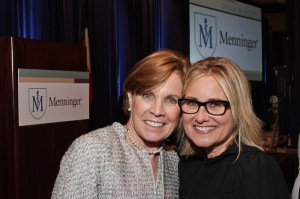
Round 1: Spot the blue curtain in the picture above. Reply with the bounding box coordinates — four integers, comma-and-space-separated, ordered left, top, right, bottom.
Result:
114, 0, 189, 97
0, 0, 80, 43
86, 0, 189, 129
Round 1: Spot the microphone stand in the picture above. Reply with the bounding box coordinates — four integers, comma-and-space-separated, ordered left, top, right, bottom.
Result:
269, 95, 279, 149
271, 111, 279, 148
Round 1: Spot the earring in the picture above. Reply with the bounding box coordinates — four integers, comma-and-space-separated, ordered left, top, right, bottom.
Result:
128, 107, 131, 111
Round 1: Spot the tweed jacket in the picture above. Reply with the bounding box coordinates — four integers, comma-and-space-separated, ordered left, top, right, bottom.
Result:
52, 122, 179, 199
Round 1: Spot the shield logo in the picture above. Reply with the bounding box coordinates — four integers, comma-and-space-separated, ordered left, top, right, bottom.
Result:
28, 88, 47, 120
194, 12, 217, 58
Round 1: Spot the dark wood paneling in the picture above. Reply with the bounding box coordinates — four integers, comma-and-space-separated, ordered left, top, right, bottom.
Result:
0, 37, 16, 199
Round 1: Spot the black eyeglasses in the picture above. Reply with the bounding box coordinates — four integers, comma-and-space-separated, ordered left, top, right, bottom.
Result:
178, 98, 230, 116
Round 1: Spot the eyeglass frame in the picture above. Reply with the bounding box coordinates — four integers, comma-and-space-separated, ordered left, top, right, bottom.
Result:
178, 98, 230, 116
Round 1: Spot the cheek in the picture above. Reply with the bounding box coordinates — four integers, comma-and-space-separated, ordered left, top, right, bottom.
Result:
182, 114, 194, 124
166, 108, 181, 122
181, 115, 195, 135
132, 100, 148, 112
219, 113, 235, 133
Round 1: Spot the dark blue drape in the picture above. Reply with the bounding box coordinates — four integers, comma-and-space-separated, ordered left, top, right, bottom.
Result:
86, 0, 189, 129
0, 0, 81, 43
114, 0, 189, 95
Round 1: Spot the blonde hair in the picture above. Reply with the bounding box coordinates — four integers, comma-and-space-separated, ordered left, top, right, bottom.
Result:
177, 57, 264, 157
122, 49, 190, 116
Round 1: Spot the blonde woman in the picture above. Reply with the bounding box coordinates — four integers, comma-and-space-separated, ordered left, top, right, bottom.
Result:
177, 57, 289, 199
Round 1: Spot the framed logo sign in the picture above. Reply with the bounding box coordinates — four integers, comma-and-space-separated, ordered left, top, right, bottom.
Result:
18, 69, 89, 126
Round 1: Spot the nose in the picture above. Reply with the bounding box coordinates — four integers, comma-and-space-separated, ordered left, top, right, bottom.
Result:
195, 106, 210, 122
150, 100, 165, 117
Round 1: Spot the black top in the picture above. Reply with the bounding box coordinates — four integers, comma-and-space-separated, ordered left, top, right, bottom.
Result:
179, 143, 290, 199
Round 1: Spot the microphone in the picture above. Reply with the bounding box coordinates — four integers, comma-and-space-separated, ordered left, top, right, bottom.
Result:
269, 95, 279, 116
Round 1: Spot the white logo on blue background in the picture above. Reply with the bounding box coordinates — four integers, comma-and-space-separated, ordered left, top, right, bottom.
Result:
28, 88, 47, 119
194, 12, 217, 58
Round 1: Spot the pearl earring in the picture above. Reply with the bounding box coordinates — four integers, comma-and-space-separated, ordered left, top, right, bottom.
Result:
128, 107, 131, 111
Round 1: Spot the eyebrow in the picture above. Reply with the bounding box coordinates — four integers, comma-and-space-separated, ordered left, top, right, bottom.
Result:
183, 96, 198, 100
183, 97, 226, 101
168, 94, 181, 99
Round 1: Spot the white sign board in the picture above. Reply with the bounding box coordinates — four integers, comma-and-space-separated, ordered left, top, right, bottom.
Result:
18, 69, 89, 126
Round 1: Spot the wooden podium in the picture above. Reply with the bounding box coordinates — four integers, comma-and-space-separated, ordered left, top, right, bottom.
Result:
0, 37, 89, 199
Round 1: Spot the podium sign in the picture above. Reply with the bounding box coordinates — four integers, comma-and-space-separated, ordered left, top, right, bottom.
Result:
18, 69, 89, 126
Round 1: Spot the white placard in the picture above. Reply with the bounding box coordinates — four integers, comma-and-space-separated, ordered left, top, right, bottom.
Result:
18, 69, 89, 126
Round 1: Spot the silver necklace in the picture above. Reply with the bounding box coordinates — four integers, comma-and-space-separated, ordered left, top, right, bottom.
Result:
126, 129, 163, 155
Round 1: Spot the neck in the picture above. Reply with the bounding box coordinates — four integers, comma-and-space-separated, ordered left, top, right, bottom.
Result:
206, 138, 234, 158
125, 126, 163, 155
